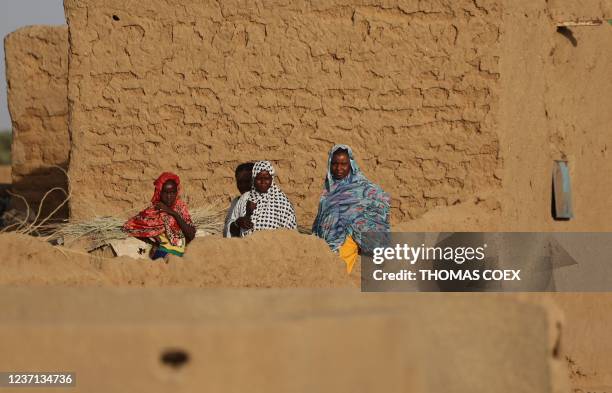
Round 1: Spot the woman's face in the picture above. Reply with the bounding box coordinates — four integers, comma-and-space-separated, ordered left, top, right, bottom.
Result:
160, 180, 178, 206
331, 151, 351, 180
254, 170, 273, 193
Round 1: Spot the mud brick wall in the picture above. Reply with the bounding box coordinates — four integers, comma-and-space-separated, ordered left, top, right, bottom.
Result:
0, 289, 566, 393
65, 0, 501, 223
499, 0, 612, 231
5, 25, 70, 219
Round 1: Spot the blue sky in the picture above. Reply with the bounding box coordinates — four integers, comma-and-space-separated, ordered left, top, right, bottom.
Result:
0, 0, 65, 131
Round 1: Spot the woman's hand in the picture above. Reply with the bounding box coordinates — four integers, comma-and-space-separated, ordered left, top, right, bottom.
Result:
235, 216, 254, 230
155, 202, 176, 216
246, 201, 257, 216
156, 202, 196, 243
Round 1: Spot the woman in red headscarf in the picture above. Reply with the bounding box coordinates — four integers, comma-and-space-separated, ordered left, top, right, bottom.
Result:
123, 172, 196, 259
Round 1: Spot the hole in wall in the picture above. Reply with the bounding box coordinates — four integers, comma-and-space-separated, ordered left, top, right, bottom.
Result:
552, 321, 562, 359
112, 15, 120, 21
160, 349, 190, 369
556, 26, 577, 47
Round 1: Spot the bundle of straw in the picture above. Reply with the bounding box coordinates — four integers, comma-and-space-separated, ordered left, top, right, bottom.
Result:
48, 205, 225, 250
0, 167, 229, 247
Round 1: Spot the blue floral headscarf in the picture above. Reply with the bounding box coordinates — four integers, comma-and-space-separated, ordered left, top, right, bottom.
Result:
312, 144, 391, 251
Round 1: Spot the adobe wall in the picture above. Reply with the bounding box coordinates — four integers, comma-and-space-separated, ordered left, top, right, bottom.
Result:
0, 289, 566, 393
394, 0, 612, 232
4, 25, 70, 219
64, 0, 502, 222
551, 294, 612, 391
503, 6, 612, 376
498, 0, 612, 231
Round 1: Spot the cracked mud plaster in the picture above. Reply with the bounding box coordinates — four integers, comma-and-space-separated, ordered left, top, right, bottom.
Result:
5, 26, 70, 219
65, 0, 501, 223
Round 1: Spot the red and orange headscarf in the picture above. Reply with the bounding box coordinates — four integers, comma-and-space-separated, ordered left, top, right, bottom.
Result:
123, 172, 193, 246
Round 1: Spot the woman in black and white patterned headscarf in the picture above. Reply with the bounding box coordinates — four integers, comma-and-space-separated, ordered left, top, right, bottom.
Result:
229, 161, 297, 237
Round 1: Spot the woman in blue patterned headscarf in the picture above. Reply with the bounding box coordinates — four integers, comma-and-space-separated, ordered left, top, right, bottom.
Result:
312, 144, 391, 273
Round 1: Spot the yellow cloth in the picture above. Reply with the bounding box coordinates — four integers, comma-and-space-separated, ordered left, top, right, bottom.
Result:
157, 233, 185, 256
339, 235, 359, 274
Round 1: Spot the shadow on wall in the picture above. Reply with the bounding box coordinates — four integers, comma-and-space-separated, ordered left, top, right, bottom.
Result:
10, 161, 70, 222
556, 26, 578, 47
0, 132, 11, 165
0, 132, 12, 225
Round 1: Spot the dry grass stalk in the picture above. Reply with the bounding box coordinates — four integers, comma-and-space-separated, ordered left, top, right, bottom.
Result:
1, 165, 70, 236
47, 205, 225, 250
1, 166, 225, 248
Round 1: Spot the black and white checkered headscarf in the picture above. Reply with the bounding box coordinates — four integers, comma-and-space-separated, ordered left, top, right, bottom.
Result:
242, 161, 297, 235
